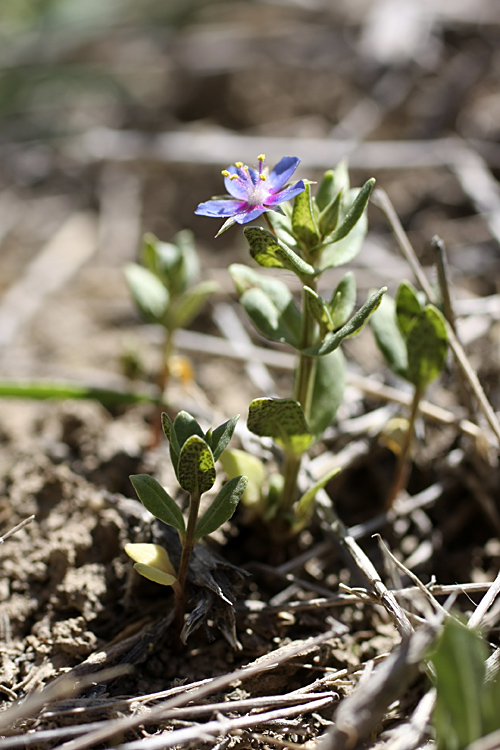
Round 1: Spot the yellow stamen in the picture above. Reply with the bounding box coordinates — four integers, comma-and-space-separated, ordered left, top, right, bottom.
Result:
235, 161, 243, 168
243, 165, 249, 172
259, 174, 267, 181
230, 174, 239, 180
221, 170, 230, 177
258, 154, 266, 161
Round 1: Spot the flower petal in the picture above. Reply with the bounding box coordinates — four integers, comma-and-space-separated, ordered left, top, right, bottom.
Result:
195, 199, 244, 217
234, 206, 267, 224
266, 157, 301, 192
224, 168, 250, 200
265, 180, 305, 206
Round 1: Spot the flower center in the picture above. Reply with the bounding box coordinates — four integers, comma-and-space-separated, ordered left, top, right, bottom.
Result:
222, 154, 271, 206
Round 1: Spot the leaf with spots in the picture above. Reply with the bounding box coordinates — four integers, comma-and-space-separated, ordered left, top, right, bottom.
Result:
247, 398, 313, 457
177, 435, 216, 495
406, 305, 448, 389
243, 227, 316, 281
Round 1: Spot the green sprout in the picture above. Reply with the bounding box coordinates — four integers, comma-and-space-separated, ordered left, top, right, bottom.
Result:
197, 157, 386, 537
125, 411, 247, 641
370, 280, 448, 506
124, 231, 217, 402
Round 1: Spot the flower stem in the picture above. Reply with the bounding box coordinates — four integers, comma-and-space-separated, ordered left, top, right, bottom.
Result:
387, 386, 422, 508
263, 212, 277, 236
280, 283, 318, 516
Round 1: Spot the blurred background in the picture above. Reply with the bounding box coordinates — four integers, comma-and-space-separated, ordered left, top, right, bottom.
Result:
1, 0, 500, 399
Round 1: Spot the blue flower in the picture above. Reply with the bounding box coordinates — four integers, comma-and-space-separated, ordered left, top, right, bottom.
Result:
195, 155, 305, 236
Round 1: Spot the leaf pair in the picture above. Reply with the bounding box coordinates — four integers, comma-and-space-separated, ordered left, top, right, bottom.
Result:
130, 411, 247, 542
370, 281, 448, 390
125, 232, 217, 330
303, 271, 357, 338
285, 167, 374, 267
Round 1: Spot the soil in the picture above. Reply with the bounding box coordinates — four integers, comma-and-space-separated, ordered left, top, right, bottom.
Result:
1, 2, 500, 749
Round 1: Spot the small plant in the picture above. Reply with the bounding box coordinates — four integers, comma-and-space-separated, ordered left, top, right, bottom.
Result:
197, 155, 386, 537
125, 410, 247, 641
370, 280, 448, 506
124, 231, 217, 399
430, 617, 500, 750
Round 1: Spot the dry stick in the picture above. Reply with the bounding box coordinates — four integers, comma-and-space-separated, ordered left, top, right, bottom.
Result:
383, 687, 437, 750
316, 492, 413, 638
0, 694, 336, 750
373, 188, 500, 447
57, 629, 342, 750
0, 515, 34, 544
317, 624, 438, 750
432, 233, 477, 419
0, 667, 129, 733
374, 534, 452, 622
176, 330, 490, 444
118, 697, 334, 750
467, 568, 500, 630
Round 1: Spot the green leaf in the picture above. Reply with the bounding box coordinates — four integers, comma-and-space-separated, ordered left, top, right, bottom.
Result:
161, 411, 174, 444
304, 286, 333, 330
308, 348, 345, 437
243, 227, 317, 281
295, 466, 341, 524
0, 380, 156, 407
329, 271, 356, 330
318, 190, 342, 238
247, 398, 313, 457
130, 474, 185, 535
194, 475, 248, 539
315, 169, 336, 212
240, 287, 302, 347
145, 236, 183, 292
369, 293, 408, 378
208, 415, 240, 462
124, 263, 169, 323
396, 281, 422, 337
291, 183, 320, 249
306, 287, 387, 356
177, 435, 216, 495
219, 448, 266, 506
229, 264, 303, 346
406, 305, 448, 389
332, 159, 350, 196
431, 618, 488, 750
319, 185, 371, 270
319, 212, 367, 270
172, 411, 204, 450
166, 280, 218, 331
174, 229, 200, 289
141, 230, 200, 295
327, 178, 375, 243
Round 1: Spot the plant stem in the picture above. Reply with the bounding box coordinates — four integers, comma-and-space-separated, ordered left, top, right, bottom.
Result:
264, 212, 277, 236
173, 490, 201, 639
280, 283, 318, 514
176, 491, 201, 592
387, 386, 422, 508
